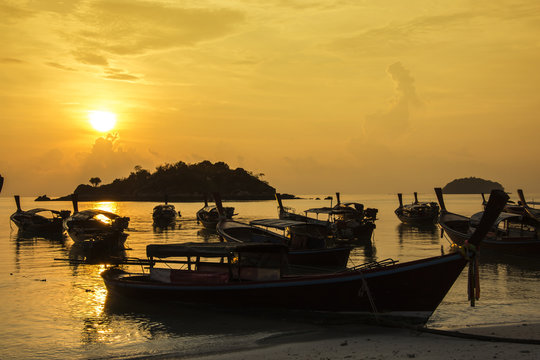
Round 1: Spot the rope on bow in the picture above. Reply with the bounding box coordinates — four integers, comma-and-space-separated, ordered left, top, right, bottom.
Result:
459, 240, 480, 307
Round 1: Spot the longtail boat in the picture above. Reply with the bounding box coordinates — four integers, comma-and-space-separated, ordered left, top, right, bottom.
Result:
517, 189, 540, 224
101, 189, 509, 324
216, 194, 350, 270
395, 192, 439, 224
10, 195, 70, 234
436, 188, 540, 253
196, 193, 235, 230
276, 192, 377, 242
152, 196, 179, 228
64, 194, 130, 249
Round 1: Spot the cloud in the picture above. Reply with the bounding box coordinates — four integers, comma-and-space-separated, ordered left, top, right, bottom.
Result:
0, 58, 25, 64
364, 62, 420, 138
45, 62, 77, 71
102, 67, 141, 82
0, 2, 34, 23
78, 134, 142, 180
327, 11, 479, 56
73, 50, 109, 66
73, 1, 245, 56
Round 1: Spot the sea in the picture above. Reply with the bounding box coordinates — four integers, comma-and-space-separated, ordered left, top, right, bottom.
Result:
1, 193, 539, 359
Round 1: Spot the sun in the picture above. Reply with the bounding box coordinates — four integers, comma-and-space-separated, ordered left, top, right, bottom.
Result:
88, 110, 117, 132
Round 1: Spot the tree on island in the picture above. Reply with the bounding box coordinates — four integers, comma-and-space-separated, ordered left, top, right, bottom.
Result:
89, 177, 102, 187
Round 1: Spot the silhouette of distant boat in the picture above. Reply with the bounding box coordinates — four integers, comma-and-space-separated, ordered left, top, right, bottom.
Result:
64, 194, 130, 250
395, 192, 439, 224
196, 193, 234, 230
152, 196, 179, 228
10, 195, 70, 234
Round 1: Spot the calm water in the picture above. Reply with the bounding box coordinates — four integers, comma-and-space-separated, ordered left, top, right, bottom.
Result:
1, 194, 540, 359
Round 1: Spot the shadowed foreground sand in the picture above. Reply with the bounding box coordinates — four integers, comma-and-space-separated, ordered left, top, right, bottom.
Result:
186, 323, 540, 360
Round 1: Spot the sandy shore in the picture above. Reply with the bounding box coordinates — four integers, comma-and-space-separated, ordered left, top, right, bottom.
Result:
184, 323, 540, 360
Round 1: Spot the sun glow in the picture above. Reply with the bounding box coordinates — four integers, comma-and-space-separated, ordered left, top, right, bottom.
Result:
88, 111, 117, 132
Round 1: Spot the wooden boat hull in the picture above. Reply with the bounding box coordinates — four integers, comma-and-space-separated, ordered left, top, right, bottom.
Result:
152, 206, 177, 227
64, 209, 130, 249
480, 237, 540, 254
395, 193, 439, 225
439, 212, 540, 254
437, 212, 471, 244
102, 252, 467, 324
280, 211, 375, 242
286, 247, 351, 268
395, 211, 438, 225
10, 215, 64, 233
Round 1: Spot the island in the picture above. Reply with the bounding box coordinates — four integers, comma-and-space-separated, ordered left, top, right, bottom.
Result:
443, 177, 504, 194
54, 161, 294, 202
35, 195, 51, 201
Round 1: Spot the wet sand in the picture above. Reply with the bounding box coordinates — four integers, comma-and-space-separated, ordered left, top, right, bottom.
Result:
185, 323, 540, 360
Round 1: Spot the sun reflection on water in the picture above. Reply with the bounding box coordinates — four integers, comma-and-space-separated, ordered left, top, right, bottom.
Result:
91, 265, 108, 317
92, 202, 119, 214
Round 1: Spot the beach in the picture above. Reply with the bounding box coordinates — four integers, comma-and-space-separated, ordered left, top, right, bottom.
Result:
187, 323, 540, 360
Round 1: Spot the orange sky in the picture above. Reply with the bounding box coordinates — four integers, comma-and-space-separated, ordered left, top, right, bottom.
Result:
1, 0, 539, 196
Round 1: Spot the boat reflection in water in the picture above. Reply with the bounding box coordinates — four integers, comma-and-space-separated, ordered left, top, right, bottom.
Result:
196, 228, 220, 242
152, 221, 179, 232
396, 223, 440, 246
10, 195, 71, 235
14, 229, 68, 244
68, 243, 127, 265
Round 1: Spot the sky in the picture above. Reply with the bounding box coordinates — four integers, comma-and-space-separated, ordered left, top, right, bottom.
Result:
1, 0, 539, 197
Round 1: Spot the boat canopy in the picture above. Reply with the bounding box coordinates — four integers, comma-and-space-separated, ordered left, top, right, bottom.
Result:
147, 242, 287, 259
70, 209, 122, 220
304, 207, 357, 215
470, 212, 522, 227
403, 203, 437, 210
153, 204, 176, 211
23, 208, 66, 215
197, 205, 234, 213
250, 218, 314, 230
341, 202, 363, 207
